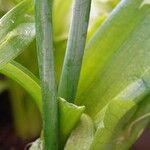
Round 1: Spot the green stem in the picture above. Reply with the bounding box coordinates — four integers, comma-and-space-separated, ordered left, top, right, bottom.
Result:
35, 0, 58, 149
58, 0, 92, 103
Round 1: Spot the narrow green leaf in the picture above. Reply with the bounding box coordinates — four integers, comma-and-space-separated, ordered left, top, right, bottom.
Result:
35, 0, 58, 149
65, 114, 94, 150
0, 0, 35, 68
0, 61, 42, 111
0, 23, 35, 68
58, 0, 92, 102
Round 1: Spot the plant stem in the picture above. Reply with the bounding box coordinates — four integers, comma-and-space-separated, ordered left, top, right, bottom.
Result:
35, 0, 58, 149
58, 0, 92, 103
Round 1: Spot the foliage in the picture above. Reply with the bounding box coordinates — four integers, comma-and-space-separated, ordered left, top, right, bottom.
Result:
0, 0, 150, 149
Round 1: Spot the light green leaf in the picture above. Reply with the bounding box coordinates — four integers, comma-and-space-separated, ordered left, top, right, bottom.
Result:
0, 61, 42, 111
76, 0, 150, 117
65, 114, 94, 150
0, 0, 35, 68
89, 73, 150, 150
58, 97, 85, 148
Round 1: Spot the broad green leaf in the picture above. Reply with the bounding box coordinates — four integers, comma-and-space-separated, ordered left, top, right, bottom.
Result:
58, 97, 85, 147
0, 61, 42, 111
64, 114, 94, 150
0, 0, 35, 68
76, 0, 150, 117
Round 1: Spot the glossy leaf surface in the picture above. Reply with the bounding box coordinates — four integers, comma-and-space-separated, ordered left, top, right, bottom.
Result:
0, 0, 35, 68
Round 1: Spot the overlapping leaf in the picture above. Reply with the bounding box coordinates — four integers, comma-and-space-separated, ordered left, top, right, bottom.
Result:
90, 70, 150, 149
76, 0, 150, 117
74, 0, 150, 148
1, 0, 150, 149
0, 0, 35, 68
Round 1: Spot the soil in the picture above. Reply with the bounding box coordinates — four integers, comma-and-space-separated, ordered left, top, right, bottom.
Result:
0, 90, 149, 150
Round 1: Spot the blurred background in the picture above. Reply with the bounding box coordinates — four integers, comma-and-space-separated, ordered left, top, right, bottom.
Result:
0, 0, 149, 149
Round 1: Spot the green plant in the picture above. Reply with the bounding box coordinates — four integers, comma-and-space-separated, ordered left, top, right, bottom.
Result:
0, 0, 150, 149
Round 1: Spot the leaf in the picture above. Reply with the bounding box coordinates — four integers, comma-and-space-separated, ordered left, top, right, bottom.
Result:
0, 0, 35, 68
64, 114, 94, 150
0, 61, 42, 111
89, 73, 150, 150
58, 97, 85, 148
76, 0, 150, 117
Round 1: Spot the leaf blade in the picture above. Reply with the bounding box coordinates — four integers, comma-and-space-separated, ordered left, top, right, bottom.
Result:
76, 0, 150, 117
